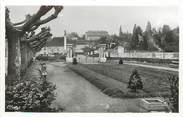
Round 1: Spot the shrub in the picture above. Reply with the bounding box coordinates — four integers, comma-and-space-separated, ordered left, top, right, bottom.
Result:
128, 69, 143, 92
119, 59, 123, 64
73, 58, 78, 65
36, 55, 46, 61
164, 74, 178, 112
5, 80, 61, 112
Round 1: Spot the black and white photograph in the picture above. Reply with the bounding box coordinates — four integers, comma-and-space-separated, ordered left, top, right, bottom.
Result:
4, 3, 180, 114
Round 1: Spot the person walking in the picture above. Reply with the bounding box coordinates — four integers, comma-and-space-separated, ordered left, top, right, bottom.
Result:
39, 62, 48, 82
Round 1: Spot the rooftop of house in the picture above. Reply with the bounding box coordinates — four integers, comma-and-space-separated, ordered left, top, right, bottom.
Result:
85, 31, 109, 37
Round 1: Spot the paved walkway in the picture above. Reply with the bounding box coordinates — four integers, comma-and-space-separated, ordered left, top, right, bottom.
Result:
46, 62, 143, 112
124, 62, 178, 72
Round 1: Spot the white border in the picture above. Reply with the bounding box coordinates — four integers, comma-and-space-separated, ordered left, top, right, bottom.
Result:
0, 0, 182, 117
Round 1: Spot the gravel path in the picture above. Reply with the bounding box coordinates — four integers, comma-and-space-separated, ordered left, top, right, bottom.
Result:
124, 62, 178, 72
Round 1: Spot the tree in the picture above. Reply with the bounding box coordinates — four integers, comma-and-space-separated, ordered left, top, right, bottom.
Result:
144, 21, 162, 51
128, 69, 143, 92
97, 36, 108, 44
162, 74, 178, 112
79, 34, 85, 40
130, 24, 137, 49
20, 27, 52, 75
119, 25, 123, 37
67, 32, 80, 40
159, 25, 179, 52
6, 6, 63, 85
82, 46, 91, 54
110, 34, 120, 44
130, 24, 145, 50
82, 46, 94, 55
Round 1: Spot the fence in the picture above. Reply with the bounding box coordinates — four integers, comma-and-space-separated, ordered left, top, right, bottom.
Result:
106, 51, 179, 60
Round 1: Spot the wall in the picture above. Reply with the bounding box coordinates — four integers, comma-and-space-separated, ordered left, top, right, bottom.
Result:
106, 47, 179, 60
37, 46, 65, 55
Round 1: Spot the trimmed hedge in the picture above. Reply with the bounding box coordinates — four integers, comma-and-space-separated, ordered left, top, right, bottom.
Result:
107, 57, 178, 64
36, 55, 66, 61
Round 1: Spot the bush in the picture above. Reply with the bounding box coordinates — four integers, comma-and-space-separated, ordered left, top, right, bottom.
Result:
5, 80, 60, 112
36, 55, 48, 61
73, 58, 77, 65
119, 59, 123, 64
128, 69, 143, 92
165, 74, 178, 112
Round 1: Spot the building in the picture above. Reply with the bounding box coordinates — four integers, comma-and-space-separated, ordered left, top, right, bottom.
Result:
75, 43, 89, 54
85, 31, 109, 41
38, 37, 66, 56
105, 45, 125, 57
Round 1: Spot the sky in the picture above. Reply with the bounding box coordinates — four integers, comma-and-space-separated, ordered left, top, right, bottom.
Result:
8, 6, 179, 37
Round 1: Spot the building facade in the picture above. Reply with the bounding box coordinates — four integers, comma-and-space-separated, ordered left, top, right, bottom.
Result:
85, 31, 109, 41
37, 37, 66, 56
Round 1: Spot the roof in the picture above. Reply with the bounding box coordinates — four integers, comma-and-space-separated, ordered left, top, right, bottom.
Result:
46, 37, 64, 47
85, 31, 109, 37
46, 37, 75, 47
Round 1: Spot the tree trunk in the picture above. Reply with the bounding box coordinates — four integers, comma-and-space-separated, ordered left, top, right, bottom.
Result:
7, 30, 21, 85
20, 43, 27, 75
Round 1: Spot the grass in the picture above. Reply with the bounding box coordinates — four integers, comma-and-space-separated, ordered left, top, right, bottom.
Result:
81, 64, 178, 93
68, 63, 178, 98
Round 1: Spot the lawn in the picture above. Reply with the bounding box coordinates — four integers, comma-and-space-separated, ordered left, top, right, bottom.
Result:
81, 63, 178, 93
68, 63, 178, 98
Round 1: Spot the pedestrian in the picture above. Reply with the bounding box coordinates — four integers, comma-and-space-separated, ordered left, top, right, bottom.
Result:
39, 62, 48, 82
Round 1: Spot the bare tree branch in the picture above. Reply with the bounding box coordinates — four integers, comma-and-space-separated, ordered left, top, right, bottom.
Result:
33, 41, 47, 52
32, 6, 63, 27
30, 37, 49, 48
13, 20, 26, 26
21, 6, 63, 32
21, 27, 51, 43
13, 14, 32, 27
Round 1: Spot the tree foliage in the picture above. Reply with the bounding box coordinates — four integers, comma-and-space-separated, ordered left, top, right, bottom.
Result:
130, 25, 147, 50
129, 22, 179, 52
162, 74, 178, 112
160, 27, 179, 52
